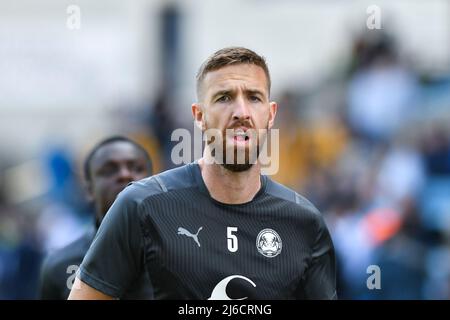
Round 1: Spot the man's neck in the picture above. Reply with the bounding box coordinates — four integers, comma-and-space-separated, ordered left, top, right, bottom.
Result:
198, 158, 262, 204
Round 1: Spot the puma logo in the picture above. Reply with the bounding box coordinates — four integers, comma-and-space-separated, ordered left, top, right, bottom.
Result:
177, 227, 203, 247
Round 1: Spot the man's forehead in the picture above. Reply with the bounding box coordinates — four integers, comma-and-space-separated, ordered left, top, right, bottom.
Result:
91, 142, 143, 166
202, 64, 269, 95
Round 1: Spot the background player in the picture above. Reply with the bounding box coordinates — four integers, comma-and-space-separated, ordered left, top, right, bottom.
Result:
40, 136, 153, 299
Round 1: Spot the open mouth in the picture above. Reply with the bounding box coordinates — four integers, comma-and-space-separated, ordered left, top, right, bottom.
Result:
233, 134, 250, 142
232, 129, 250, 142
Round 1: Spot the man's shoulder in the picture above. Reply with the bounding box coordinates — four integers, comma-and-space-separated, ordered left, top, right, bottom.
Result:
42, 229, 94, 275
265, 177, 321, 218
119, 163, 197, 204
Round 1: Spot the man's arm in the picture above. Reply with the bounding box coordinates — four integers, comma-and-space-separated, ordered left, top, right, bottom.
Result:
295, 213, 337, 299
295, 246, 337, 299
67, 184, 149, 299
68, 277, 114, 300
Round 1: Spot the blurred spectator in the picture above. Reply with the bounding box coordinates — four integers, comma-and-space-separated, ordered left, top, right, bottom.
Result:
371, 201, 428, 299
421, 125, 450, 176
304, 31, 450, 299
346, 33, 419, 144
0, 202, 43, 299
148, 91, 179, 169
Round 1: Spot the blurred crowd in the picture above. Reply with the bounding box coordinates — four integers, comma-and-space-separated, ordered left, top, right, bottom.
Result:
1, 31, 450, 299
273, 32, 450, 299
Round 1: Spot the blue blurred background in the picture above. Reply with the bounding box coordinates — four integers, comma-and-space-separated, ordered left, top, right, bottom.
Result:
1, 0, 449, 299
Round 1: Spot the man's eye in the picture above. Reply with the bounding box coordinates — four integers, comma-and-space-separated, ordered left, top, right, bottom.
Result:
98, 165, 116, 176
249, 95, 261, 102
130, 163, 145, 173
216, 95, 230, 103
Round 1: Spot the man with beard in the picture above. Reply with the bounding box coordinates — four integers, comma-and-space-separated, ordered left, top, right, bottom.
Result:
69, 47, 336, 300
40, 136, 153, 299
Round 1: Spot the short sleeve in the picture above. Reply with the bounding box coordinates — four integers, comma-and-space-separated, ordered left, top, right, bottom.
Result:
295, 213, 337, 300
78, 188, 146, 298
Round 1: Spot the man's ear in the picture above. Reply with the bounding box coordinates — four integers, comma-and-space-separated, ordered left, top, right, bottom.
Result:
192, 103, 205, 131
268, 101, 278, 129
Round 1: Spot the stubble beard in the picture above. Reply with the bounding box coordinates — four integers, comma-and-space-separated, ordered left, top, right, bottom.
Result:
205, 121, 269, 173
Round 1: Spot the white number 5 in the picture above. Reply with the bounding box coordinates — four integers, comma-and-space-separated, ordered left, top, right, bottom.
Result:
227, 227, 238, 252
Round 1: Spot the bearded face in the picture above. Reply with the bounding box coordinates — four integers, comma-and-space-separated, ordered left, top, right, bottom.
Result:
194, 63, 277, 173
204, 122, 269, 172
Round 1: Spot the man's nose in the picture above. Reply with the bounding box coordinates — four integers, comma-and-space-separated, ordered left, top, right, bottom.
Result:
232, 96, 251, 121
117, 166, 133, 182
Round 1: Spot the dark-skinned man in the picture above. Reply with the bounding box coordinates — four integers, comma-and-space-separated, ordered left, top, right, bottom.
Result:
39, 136, 153, 299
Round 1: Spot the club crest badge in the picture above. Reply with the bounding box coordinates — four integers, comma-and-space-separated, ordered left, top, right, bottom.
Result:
256, 228, 282, 258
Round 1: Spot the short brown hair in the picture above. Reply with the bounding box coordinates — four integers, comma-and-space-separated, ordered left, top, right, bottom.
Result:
196, 47, 271, 99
